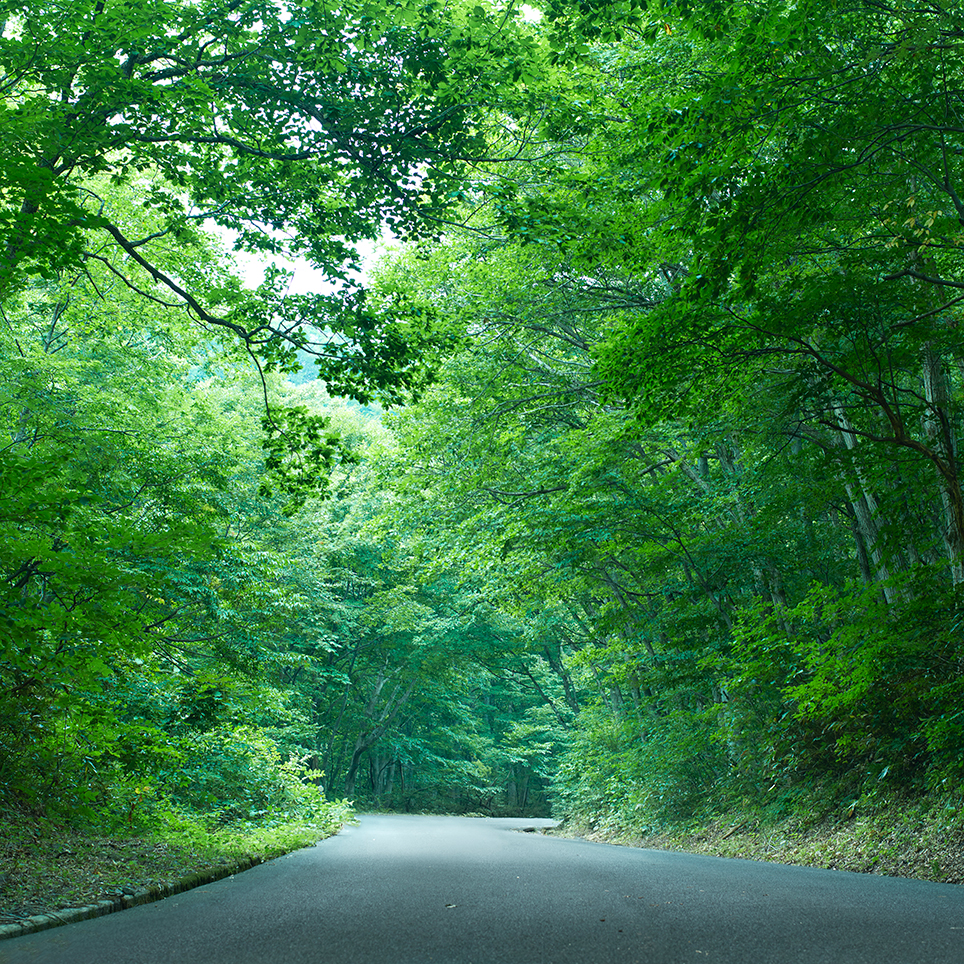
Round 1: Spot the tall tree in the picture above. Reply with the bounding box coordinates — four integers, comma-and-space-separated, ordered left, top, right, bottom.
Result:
0, 0, 543, 397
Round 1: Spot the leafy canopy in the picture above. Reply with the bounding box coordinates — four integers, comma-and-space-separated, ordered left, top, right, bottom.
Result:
0, 0, 543, 399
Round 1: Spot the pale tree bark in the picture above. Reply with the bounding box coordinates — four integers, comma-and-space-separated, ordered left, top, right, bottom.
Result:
921, 343, 964, 584
344, 660, 417, 797
829, 400, 904, 602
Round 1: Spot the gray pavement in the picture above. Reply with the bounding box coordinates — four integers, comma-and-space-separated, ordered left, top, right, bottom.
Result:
2, 813, 963, 963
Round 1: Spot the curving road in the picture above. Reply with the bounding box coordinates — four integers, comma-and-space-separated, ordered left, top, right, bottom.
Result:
2, 814, 963, 963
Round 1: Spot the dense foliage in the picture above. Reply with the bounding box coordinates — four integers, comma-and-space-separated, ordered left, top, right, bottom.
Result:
4, 0, 964, 840
361, 0, 964, 828
0, 0, 557, 830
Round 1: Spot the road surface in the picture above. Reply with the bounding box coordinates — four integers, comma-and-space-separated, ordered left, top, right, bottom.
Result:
2, 814, 963, 963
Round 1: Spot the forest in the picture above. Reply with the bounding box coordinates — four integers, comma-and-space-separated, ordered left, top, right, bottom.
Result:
3, 0, 964, 853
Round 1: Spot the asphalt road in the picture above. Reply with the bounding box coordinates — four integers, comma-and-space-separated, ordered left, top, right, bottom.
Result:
3, 814, 963, 964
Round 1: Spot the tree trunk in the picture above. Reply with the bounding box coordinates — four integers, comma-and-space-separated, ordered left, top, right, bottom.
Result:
922, 344, 964, 584
344, 670, 417, 796
829, 400, 902, 602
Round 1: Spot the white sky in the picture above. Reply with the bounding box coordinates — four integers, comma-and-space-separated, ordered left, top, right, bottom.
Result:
216, 228, 382, 295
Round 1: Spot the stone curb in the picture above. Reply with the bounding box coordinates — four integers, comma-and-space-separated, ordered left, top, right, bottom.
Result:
0, 855, 263, 942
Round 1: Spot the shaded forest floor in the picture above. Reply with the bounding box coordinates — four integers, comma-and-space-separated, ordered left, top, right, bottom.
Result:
556, 797, 964, 885
0, 814, 347, 929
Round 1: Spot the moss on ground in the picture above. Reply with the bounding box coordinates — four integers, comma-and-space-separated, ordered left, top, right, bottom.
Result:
7, 795, 961, 930
555, 795, 964, 885
0, 809, 352, 926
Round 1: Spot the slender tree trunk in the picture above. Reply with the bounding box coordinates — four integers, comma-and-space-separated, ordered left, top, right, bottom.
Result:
542, 640, 580, 715
922, 344, 964, 584
829, 400, 902, 602
344, 670, 417, 796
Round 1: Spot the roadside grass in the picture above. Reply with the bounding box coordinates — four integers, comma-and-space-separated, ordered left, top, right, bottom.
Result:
556, 794, 964, 885
0, 802, 354, 924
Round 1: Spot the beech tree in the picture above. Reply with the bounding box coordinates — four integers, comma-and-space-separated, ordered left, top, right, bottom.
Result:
361, 0, 964, 826
0, 0, 541, 398
582, 0, 964, 582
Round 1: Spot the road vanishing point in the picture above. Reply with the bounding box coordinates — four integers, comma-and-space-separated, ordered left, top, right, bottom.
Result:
3, 814, 963, 963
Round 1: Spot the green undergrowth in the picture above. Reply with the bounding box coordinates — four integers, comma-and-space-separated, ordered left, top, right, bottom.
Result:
557, 792, 964, 885
0, 800, 354, 923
